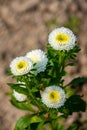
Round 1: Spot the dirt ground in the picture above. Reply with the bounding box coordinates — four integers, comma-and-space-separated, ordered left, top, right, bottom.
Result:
0, 0, 87, 130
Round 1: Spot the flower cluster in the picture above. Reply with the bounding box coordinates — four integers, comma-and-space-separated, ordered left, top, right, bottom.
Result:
9, 27, 76, 108
10, 50, 48, 76
8, 27, 86, 130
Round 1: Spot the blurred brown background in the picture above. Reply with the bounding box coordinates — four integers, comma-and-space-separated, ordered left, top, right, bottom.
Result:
0, 0, 87, 130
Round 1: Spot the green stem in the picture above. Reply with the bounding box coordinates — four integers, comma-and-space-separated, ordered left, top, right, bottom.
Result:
47, 110, 58, 130
23, 75, 45, 111
57, 51, 66, 85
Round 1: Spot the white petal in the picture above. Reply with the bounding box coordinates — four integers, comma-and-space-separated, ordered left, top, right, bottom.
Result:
13, 90, 27, 102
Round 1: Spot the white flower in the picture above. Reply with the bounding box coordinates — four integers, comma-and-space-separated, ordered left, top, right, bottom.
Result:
48, 27, 76, 50
41, 86, 66, 108
26, 49, 48, 73
13, 90, 27, 102
10, 56, 33, 75
13, 82, 27, 102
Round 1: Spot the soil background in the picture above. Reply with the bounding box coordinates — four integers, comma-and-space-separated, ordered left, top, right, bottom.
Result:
0, 0, 87, 130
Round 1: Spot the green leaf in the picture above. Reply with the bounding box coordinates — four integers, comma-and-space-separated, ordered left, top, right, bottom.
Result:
59, 95, 86, 116
36, 122, 44, 130
57, 124, 64, 130
66, 62, 75, 66
30, 115, 45, 129
65, 46, 81, 61
30, 115, 44, 123
68, 77, 87, 86
11, 96, 34, 112
65, 95, 86, 115
67, 124, 78, 130
14, 114, 44, 130
50, 119, 64, 130
64, 88, 76, 98
8, 83, 28, 95
14, 115, 32, 130
30, 123, 40, 130
57, 115, 66, 121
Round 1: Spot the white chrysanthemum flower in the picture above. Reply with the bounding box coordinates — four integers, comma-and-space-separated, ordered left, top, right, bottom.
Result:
13, 82, 27, 102
41, 86, 66, 108
48, 27, 76, 50
26, 49, 48, 73
10, 56, 33, 75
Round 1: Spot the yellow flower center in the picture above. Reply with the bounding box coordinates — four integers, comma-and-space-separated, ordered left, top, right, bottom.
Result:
48, 90, 60, 102
16, 61, 28, 71
55, 33, 70, 45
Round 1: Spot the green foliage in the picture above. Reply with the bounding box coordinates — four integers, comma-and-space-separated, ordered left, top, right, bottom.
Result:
50, 120, 64, 130
46, 44, 81, 86
67, 124, 78, 130
65, 95, 86, 113
67, 77, 87, 86
7, 27, 86, 130
8, 83, 28, 95
14, 115, 45, 130
57, 124, 64, 130
11, 96, 34, 112
64, 88, 76, 98
59, 95, 86, 116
